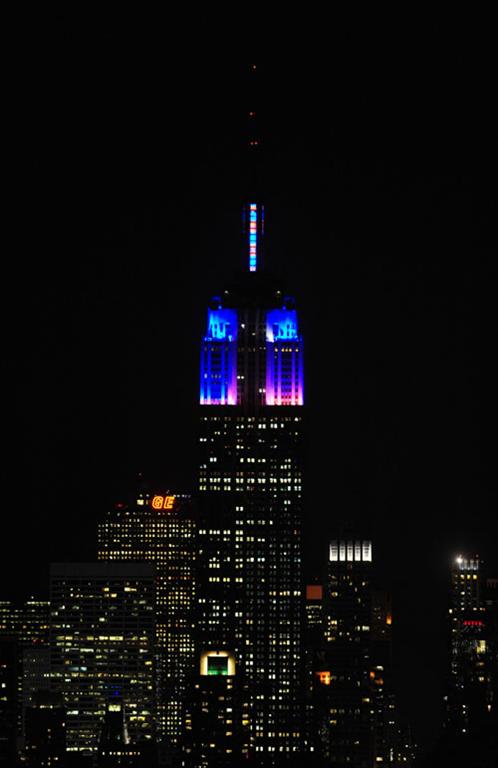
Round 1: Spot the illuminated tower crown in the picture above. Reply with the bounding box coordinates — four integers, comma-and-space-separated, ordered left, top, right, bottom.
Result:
199, 63, 304, 406
199, 270, 304, 408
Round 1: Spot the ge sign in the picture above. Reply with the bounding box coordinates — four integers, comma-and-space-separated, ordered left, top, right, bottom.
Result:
151, 495, 175, 510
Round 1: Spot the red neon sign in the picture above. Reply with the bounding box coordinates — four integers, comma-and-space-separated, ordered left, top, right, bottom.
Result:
463, 620, 484, 627
151, 495, 175, 510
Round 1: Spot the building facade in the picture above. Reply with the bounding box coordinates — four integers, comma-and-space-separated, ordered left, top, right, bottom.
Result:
97, 491, 196, 751
316, 538, 375, 767
49, 562, 156, 760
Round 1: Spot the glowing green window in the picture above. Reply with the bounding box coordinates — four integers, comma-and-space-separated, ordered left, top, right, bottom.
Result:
207, 656, 228, 676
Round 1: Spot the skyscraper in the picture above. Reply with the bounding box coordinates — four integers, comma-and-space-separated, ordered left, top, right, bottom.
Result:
192, 201, 305, 763
446, 554, 491, 734
317, 537, 375, 767
98, 490, 196, 753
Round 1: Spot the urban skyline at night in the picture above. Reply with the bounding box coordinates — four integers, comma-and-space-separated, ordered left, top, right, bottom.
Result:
1, 18, 497, 767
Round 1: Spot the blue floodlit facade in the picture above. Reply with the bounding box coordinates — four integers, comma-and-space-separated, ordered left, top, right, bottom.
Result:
200, 300, 304, 407
265, 308, 304, 406
200, 307, 238, 406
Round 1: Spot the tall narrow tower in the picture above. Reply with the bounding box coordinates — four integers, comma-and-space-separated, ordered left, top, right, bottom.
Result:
193, 204, 305, 763
446, 554, 491, 734
188, 63, 305, 765
318, 538, 375, 766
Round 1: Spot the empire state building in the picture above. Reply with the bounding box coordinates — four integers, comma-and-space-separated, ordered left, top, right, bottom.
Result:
188, 201, 305, 764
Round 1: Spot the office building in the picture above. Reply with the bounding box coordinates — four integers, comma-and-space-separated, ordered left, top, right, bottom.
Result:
316, 538, 375, 767
446, 554, 491, 734
49, 562, 156, 760
98, 490, 195, 752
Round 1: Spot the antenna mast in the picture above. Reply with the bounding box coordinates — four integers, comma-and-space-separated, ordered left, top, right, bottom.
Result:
243, 63, 264, 272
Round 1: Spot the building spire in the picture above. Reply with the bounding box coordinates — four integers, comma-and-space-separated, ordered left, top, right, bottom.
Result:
243, 63, 264, 273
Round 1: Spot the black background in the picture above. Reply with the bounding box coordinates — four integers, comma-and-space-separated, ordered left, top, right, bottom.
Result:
2, 14, 496, 756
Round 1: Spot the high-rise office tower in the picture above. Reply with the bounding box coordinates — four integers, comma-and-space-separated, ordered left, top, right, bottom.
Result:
98, 490, 195, 754
446, 554, 491, 734
49, 562, 156, 760
317, 537, 375, 767
192, 201, 305, 764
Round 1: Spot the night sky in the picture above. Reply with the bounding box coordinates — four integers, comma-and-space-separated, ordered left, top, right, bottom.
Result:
2, 17, 496, 757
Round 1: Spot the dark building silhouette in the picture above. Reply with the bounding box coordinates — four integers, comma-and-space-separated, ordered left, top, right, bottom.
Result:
97, 696, 158, 767
371, 589, 395, 765
0, 634, 19, 765
304, 583, 324, 756
484, 577, 498, 718
419, 556, 498, 767
306, 543, 414, 767
23, 691, 65, 767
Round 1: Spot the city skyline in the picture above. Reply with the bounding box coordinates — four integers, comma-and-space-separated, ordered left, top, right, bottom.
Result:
2, 21, 497, 760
